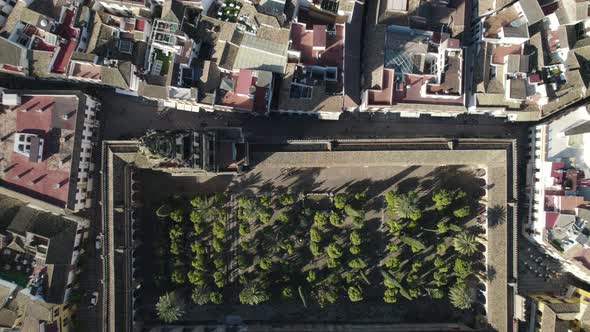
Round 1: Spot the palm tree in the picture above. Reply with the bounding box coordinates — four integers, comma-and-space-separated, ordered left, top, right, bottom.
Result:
387, 191, 421, 220
453, 233, 478, 256
239, 282, 270, 305
191, 285, 211, 305
449, 283, 473, 310
156, 292, 184, 323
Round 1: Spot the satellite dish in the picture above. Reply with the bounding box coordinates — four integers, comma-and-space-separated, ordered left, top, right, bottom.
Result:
40, 19, 48, 27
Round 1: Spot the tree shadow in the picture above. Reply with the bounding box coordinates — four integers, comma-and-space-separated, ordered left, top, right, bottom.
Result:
488, 205, 506, 229
486, 265, 497, 282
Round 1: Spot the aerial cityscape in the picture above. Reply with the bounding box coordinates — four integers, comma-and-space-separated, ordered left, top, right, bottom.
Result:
0, 0, 589, 331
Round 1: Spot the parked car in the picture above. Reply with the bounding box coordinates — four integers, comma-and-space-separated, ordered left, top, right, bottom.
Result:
90, 292, 99, 306
95, 236, 102, 250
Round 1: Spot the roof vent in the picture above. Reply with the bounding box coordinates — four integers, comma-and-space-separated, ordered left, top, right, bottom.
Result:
1, 93, 21, 106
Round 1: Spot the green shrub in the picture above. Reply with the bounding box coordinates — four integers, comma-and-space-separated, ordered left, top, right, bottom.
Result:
191, 256, 205, 270
190, 195, 207, 209
432, 189, 453, 210
326, 243, 343, 259
434, 257, 444, 268
310, 242, 320, 256
350, 231, 361, 246
453, 206, 470, 218
170, 209, 184, 223
239, 223, 250, 236
453, 258, 473, 279
306, 270, 317, 283
193, 223, 204, 235
171, 269, 185, 284
190, 242, 204, 255
281, 287, 294, 299
259, 194, 272, 207
213, 271, 225, 288
317, 288, 338, 307
187, 270, 205, 286
277, 211, 290, 223
384, 256, 399, 269
210, 292, 222, 304
329, 212, 342, 226
191, 285, 210, 305
259, 257, 272, 270
345, 204, 363, 218
314, 211, 328, 228
212, 238, 223, 253
189, 210, 202, 224
349, 245, 361, 255
348, 258, 367, 270
384, 288, 398, 303
386, 220, 402, 236
348, 286, 363, 302
258, 208, 273, 224
327, 257, 339, 268
386, 242, 399, 252
334, 193, 348, 209
279, 193, 296, 206
213, 221, 225, 239
428, 288, 445, 299
214, 258, 224, 270
310, 228, 322, 243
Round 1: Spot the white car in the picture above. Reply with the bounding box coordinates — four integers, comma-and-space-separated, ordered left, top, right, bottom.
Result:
95, 236, 102, 250
90, 292, 99, 306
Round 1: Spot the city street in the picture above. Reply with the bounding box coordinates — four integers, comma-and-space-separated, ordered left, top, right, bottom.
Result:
95, 90, 531, 143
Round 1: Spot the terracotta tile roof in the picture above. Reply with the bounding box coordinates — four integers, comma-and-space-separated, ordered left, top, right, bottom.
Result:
0, 95, 80, 206
51, 8, 79, 74
546, 211, 559, 229
313, 25, 326, 49
235, 69, 253, 95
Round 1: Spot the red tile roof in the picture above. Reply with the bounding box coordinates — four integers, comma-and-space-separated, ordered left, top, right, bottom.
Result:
548, 195, 590, 214
545, 211, 559, 229
32, 37, 57, 52
313, 25, 326, 49
135, 18, 145, 31
2, 95, 79, 205
52, 39, 76, 74
491, 44, 522, 65
290, 22, 344, 68
446, 38, 460, 49
235, 69, 253, 96
70, 62, 101, 80
528, 73, 541, 83
367, 68, 465, 106
57, 9, 78, 40
367, 67, 394, 106
551, 162, 565, 184
52, 8, 79, 74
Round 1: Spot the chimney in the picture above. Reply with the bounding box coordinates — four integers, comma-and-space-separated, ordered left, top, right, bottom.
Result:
53, 179, 68, 189
30, 174, 46, 185
0, 132, 13, 142
63, 111, 75, 120
3, 163, 17, 173
60, 155, 71, 166
15, 168, 32, 179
